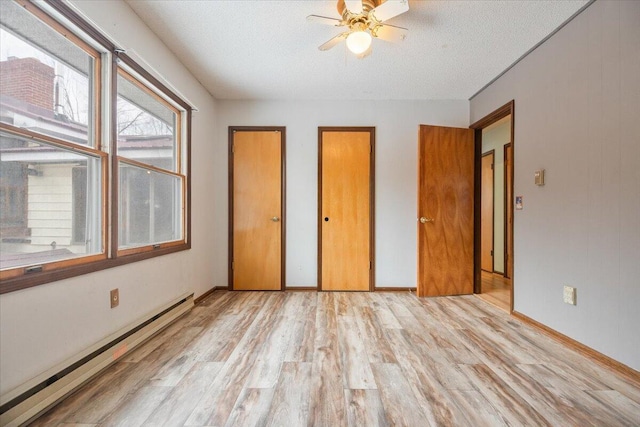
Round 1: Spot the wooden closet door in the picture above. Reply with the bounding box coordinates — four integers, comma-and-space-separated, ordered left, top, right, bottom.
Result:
319, 128, 374, 291
230, 128, 284, 290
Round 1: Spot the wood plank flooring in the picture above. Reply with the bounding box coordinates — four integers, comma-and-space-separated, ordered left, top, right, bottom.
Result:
30, 291, 640, 427
478, 271, 511, 312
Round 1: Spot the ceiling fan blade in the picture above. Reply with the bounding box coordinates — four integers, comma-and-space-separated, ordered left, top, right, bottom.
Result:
307, 15, 344, 26
318, 32, 349, 51
345, 0, 363, 14
373, 23, 408, 43
370, 0, 409, 23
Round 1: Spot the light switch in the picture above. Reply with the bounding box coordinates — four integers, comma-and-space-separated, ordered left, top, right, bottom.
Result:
535, 169, 545, 186
563, 286, 576, 305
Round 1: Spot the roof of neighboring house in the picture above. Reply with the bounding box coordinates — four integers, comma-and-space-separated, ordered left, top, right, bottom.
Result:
0, 94, 88, 134
117, 135, 173, 148
1, 94, 174, 150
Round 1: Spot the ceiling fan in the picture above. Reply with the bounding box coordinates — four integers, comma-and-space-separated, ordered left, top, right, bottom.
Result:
307, 0, 409, 57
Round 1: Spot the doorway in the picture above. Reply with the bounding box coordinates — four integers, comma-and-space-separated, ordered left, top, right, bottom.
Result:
481, 151, 495, 273
471, 102, 514, 312
318, 127, 374, 291
229, 127, 285, 291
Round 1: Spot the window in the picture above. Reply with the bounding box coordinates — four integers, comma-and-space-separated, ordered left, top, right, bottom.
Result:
116, 68, 186, 254
0, 131, 104, 273
0, 1, 105, 280
0, 0, 98, 147
0, 0, 191, 292
119, 164, 182, 249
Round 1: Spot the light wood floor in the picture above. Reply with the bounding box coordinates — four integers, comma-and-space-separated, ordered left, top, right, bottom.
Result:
478, 271, 511, 312
31, 291, 640, 427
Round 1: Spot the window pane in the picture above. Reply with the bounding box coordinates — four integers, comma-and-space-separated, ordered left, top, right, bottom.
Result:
117, 73, 177, 171
0, 1, 95, 146
118, 162, 182, 249
0, 131, 102, 270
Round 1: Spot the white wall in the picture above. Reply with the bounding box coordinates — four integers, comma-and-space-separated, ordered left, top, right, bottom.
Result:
216, 100, 469, 288
0, 0, 218, 395
470, 0, 640, 370
481, 118, 511, 274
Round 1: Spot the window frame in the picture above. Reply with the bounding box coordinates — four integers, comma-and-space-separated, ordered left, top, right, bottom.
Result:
10, 0, 104, 150
0, 125, 109, 282
116, 67, 183, 174
114, 59, 190, 257
116, 157, 186, 256
0, 0, 192, 294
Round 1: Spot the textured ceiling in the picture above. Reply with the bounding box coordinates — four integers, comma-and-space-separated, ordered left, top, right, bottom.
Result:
124, 0, 589, 100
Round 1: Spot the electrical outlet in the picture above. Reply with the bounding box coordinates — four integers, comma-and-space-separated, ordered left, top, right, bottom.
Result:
110, 288, 119, 308
563, 286, 576, 305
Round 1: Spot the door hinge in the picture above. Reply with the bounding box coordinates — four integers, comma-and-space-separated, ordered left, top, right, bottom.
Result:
370, 261, 372, 270
490, 250, 494, 256
231, 143, 235, 153
491, 163, 494, 170
231, 261, 234, 270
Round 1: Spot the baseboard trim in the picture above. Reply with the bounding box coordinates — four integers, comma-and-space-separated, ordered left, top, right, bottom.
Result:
194, 286, 227, 304
208, 287, 419, 293
512, 311, 640, 386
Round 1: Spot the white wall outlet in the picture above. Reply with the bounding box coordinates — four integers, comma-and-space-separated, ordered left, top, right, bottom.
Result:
563, 286, 576, 305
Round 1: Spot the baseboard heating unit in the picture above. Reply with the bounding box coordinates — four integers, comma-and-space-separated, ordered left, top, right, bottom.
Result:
0, 292, 194, 427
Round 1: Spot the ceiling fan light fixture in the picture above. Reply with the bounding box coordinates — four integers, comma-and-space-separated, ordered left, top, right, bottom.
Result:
309, 0, 409, 55
346, 30, 372, 55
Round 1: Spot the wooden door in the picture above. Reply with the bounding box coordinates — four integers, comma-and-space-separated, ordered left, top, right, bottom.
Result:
481, 151, 494, 272
504, 143, 513, 279
417, 125, 474, 297
230, 127, 285, 290
319, 128, 374, 291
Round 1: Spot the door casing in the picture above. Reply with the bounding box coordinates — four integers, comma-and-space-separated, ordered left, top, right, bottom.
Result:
504, 143, 513, 279
318, 127, 375, 292
228, 126, 286, 291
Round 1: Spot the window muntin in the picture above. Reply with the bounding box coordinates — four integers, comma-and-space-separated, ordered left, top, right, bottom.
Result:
0, 0, 98, 148
0, 130, 104, 271
117, 71, 178, 172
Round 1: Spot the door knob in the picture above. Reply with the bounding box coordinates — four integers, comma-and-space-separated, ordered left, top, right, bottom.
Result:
419, 217, 434, 223
271, 216, 280, 222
